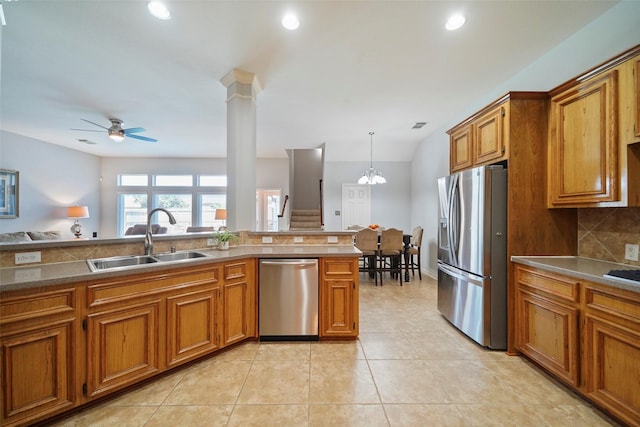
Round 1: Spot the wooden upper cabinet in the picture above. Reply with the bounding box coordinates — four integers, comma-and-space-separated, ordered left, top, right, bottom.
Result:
449, 123, 473, 172
548, 70, 619, 206
635, 57, 640, 139
474, 105, 506, 165
448, 103, 508, 173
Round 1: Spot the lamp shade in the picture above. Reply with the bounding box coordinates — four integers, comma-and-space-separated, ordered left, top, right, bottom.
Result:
67, 205, 90, 218
215, 208, 227, 220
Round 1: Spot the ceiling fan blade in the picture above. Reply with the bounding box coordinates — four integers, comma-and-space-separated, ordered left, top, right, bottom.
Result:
123, 127, 145, 134
70, 128, 104, 132
81, 118, 109, 130
127, 134, 158, 143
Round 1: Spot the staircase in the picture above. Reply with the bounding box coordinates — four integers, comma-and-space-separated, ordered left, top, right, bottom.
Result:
289, 209, 323, 231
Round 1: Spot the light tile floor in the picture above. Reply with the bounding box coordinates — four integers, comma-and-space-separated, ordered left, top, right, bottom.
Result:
51, 274, 620, 426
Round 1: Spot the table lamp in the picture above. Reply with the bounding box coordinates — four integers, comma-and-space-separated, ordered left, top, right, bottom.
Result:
67, 205, 89, 238
215, 208, 227, 230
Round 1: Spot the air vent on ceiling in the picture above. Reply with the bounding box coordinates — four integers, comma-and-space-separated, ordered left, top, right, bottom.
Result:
412, 122, 428, 129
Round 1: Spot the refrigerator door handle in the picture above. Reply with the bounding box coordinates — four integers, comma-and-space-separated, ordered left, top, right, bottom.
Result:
438, 262, 483, 286
447, 174, 459, 266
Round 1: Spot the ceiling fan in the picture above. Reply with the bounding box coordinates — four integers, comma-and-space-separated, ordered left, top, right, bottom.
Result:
71, 118, 157, 142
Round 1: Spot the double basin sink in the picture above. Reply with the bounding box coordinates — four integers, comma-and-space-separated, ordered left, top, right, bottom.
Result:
87, 250, 209, 272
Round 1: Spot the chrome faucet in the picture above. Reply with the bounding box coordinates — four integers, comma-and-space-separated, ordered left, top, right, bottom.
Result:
144, 208, 177, 256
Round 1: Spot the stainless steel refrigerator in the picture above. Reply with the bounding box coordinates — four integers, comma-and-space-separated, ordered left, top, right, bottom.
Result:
437, 165, 507, 349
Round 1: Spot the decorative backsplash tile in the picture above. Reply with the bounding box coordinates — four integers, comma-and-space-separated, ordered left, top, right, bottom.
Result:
578, 207, 640, 266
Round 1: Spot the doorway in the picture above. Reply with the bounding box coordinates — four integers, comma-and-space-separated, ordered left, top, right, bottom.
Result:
256, 189, 281, 231
341, 184, 371, 229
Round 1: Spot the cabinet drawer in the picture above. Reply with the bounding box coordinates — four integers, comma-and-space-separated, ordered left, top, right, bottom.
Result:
224, 261, 248, 281
584, 283, 640, 324
323, 258, 356, 276
87, 266, 219, 308
515, 267, 579, 302
0, 288, 76, 325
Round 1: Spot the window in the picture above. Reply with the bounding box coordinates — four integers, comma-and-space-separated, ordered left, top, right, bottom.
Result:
117, 174, 226, 236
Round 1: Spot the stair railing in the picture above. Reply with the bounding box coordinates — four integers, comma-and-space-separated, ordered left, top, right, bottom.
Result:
277, 195, 289, 219
319, 179, 324, 228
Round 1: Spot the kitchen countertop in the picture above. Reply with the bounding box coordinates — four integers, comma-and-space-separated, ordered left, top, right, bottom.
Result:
0, 245, 361, 292
511, 256, 640, 293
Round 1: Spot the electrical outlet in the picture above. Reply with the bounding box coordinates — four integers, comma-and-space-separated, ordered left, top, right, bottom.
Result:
327, 236, 338, 243
262, 236, 273, 244
15, 251, 42, 264
625, 244, 639, 261
293, 236, 303, 243
207, 238, 218, 246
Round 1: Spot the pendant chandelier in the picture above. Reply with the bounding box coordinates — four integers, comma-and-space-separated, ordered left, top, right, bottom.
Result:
358, 132, 386, 185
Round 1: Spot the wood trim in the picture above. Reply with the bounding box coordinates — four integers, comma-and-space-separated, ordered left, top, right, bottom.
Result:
550, 44, 640, 96
447, 91, 547, 133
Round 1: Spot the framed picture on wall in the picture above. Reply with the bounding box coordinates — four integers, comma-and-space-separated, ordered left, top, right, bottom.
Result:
0, 169, 19, 218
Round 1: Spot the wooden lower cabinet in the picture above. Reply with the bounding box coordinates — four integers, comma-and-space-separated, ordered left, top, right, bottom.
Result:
320, 258, 359, 338
514, 264, 640, 425
583, 282, 640, 426
0, 286, 81, 427
166, 288, 220, 367
221, 259, 257, 346
86, 300, 161, 398
514, 267, 580, 387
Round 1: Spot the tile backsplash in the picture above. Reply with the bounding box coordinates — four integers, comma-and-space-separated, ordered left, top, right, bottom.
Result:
578, 207, 640, 266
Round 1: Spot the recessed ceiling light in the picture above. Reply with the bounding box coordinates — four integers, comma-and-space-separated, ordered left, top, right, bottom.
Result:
148, 1, 171, 20
445, 14, 465, 31
282, 12, 300, 30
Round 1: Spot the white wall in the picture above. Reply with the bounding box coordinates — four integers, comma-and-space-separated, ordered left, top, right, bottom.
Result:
324, 161, 411, 232
0, 131, 101, 238
411, 0, 640, 278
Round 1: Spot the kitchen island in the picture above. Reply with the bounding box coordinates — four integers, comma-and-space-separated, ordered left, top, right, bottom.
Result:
0, 243, 360, 427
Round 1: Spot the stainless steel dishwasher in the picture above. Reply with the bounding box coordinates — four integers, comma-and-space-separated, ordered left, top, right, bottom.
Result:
259, 259, 319, 341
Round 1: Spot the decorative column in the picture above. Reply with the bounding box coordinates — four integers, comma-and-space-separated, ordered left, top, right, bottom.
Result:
220, 69, 261, 231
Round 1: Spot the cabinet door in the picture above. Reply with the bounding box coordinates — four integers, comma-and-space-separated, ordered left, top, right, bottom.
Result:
221, 260, 256, 346
449, 124, 473, 172
548, 70, 619, 206
0, 323, 75, 426
86, 301, 161, 398
166, 289, 220, 367
583, 284, 640, 426
474, 105, 506, 165
320, 258, 358, 338
635, 58, 640, 139
515, 287, 580, 387
514, 266, 580, 387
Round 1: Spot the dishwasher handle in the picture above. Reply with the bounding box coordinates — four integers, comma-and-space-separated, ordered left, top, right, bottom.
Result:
260, 260, 317, 267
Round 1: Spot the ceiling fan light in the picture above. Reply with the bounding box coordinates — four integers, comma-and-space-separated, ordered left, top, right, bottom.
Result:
282, 12, 300, 30
108, 130, 125, 142
148, 1, 171, 20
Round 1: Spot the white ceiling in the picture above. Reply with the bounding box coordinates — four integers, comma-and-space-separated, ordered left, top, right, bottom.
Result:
0, 0, 618, 161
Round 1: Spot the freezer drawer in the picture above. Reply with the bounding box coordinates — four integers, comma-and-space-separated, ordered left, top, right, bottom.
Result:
437, 262, 506, 349
259, 259, 319, 341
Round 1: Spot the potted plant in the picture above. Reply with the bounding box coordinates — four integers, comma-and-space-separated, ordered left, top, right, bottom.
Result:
212, 230, 239, 250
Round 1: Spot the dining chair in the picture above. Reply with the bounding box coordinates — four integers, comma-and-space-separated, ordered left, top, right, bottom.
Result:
355, 228, 379, 285
408, 226, 423, 280
377, 228, 403, 286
